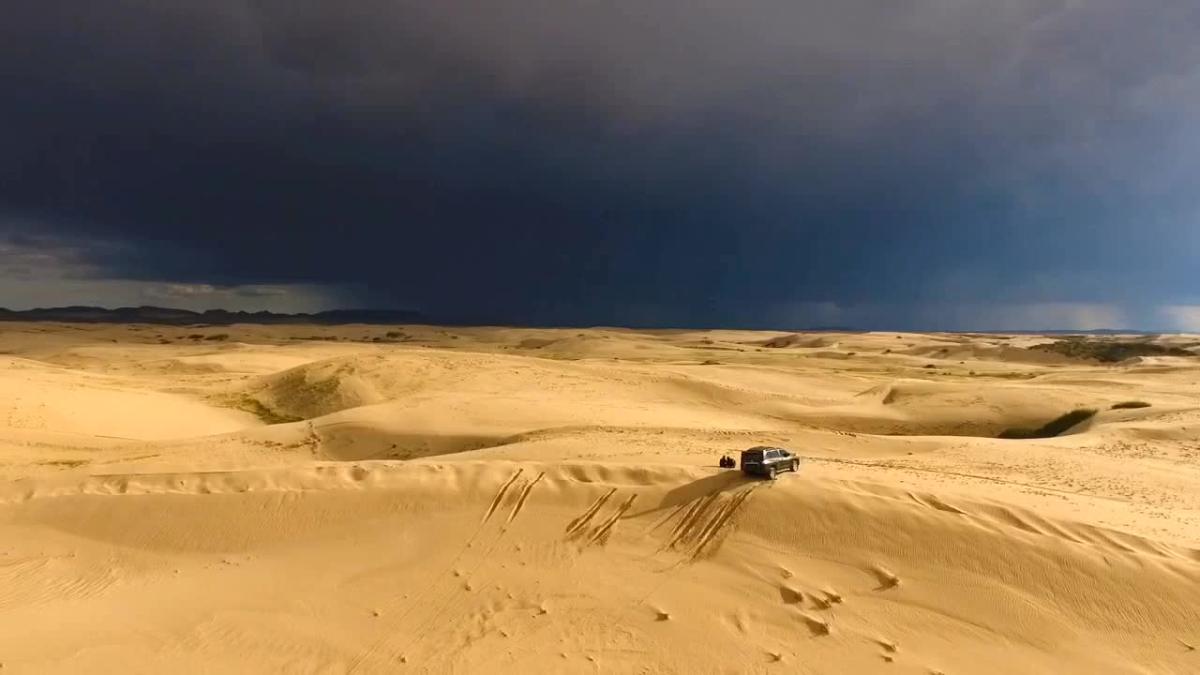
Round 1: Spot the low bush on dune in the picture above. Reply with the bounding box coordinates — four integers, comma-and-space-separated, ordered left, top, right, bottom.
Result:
236, 396, 303, 425
998, 408, 1097, 439
1111, 401, 1151, 410
1029, 338, 1193, 363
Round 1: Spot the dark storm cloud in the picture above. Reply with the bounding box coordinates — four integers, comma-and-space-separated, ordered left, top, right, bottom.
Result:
3, 1, 1199, 327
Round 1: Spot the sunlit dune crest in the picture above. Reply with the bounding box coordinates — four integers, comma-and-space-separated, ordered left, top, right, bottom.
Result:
2, 324, 1199, 673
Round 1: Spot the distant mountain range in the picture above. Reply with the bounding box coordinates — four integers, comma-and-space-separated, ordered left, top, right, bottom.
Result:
978, 329, 1164, 336
0, 305, 426, 326
0, 305, 1173, 333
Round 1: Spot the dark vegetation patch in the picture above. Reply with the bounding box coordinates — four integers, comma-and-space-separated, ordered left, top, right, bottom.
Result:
41, 459, 88, 468
987, 372, 1039, 380
998, 408, 1097, 439
759, 334, 832, 349
1029, 338, 1194, 363
1111, 401, 1151, 410
237, 396, 303, 425
203, 333, 229, 341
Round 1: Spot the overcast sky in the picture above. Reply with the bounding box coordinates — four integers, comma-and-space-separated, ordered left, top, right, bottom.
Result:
3, 1, 1199, 329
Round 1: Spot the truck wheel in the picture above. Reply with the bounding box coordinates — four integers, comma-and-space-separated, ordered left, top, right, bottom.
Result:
767, 466, 777, 480
792, 459, 799, 472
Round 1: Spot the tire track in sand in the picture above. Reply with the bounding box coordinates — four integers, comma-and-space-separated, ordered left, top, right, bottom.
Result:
566, 488, 617, 536
587, 494, 639, 545
506, 472, 545, 525
483, 468, 524, 523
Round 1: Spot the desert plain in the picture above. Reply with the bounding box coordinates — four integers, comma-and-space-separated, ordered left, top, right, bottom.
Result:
1, 322, 1199, 674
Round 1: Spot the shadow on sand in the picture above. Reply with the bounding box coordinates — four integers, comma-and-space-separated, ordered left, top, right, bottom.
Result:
626, 469, 757, 518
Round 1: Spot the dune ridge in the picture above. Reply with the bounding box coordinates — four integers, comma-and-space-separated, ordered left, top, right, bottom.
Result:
2, 323, 1199, 673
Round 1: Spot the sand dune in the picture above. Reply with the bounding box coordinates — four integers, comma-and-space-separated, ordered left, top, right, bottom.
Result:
0, 355, 257, 441
2, 323, 1199, 673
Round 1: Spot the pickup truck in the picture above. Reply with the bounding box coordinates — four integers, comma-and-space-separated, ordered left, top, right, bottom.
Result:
739, 446, 800, 479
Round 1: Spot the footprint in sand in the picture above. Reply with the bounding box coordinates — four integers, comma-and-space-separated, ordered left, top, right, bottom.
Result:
799, 613, 831, 636
870, 565, 901, 590
807, 592, 833, 610
876, 638, 899, 654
